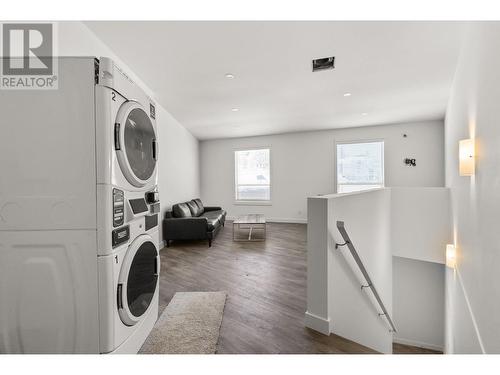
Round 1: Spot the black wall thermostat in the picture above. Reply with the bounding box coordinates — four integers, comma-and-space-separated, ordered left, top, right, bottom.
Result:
404, 158, 416, 167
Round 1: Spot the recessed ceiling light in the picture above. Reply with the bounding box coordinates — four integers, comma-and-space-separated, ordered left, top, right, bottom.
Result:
343, 93, 352, 97
231, 108, 239, 112
361, 112, 368, 116
225, 73, 235, 79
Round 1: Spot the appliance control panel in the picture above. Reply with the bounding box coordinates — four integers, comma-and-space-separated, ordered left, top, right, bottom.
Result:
112, 225, 129, 247
113, 188, 124, 227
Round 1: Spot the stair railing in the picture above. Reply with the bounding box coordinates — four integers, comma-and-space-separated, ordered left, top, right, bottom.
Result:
335, 220, 397, 333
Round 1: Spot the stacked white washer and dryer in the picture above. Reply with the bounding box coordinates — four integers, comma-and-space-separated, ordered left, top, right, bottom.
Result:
0, 57, 161, 353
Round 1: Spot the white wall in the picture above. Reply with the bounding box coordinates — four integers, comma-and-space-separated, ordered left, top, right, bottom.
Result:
444, 22, 500, 354
391, 187, 451, 264
56, 22, 200, 243
306, 189, 393, 353
393, 256, 445, 351
200, 120, 444, 222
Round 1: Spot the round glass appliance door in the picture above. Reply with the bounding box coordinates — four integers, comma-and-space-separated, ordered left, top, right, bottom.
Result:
115, 101, 157, 187
118, 235, 159, 326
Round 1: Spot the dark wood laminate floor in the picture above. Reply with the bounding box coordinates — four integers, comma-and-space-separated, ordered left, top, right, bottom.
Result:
393, 343, 442, 354
159, 222, 438, 354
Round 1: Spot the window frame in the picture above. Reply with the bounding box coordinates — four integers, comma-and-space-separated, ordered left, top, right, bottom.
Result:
335, 139, 385, 194
233, 147, 272, 205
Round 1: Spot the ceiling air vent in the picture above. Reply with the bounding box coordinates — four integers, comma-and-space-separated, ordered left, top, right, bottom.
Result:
312, 56, 335, 72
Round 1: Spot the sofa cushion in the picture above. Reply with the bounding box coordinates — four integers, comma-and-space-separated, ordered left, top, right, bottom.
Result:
186, 200, 202, 217
172, 202, 192, 218
205, 216, 219, 231
200, 210, 226, 223
193, 198, 205, 214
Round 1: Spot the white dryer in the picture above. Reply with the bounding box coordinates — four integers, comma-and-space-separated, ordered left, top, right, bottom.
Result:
95, 57, 159, 192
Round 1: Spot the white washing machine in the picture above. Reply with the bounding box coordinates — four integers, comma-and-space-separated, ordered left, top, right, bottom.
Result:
0, 57, 160, 354
98, 217, 160, 354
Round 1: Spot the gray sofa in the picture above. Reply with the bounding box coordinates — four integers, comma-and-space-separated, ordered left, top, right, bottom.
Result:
163, 198, 226, 247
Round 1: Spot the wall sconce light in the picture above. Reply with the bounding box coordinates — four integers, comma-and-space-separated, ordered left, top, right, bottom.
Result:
459, 139, 475, 176
446, 244, 456, 268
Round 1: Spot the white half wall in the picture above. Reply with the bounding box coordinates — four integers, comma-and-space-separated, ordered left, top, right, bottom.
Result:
444, 22, 500, 354
307, 189, 393, 354
328, 189, 393, 354
393, 256, 445, 351
56, 22, 200, 243
305, 197, 331, 335
200, 120, 444, 222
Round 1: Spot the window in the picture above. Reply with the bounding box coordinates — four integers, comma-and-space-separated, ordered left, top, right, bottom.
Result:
336, 141, 384, 193
235, 148, 271, 202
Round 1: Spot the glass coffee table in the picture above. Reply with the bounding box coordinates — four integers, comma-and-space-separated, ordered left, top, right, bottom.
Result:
233, 214, 266, 241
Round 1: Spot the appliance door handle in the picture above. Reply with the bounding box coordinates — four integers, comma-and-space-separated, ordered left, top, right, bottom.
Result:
152, 139, 158, 161
153, 256, 159, 277
117, 283, 123, 309
114, 123, 121, 150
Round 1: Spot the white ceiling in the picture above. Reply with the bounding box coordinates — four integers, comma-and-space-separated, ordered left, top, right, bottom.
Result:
85, 21, 465, 140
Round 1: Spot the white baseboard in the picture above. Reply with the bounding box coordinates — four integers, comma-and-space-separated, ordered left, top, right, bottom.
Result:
393, 337, 443, 352
304, 311, 330, 335
269, 217, 307, 224
227, 216, 307, 224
